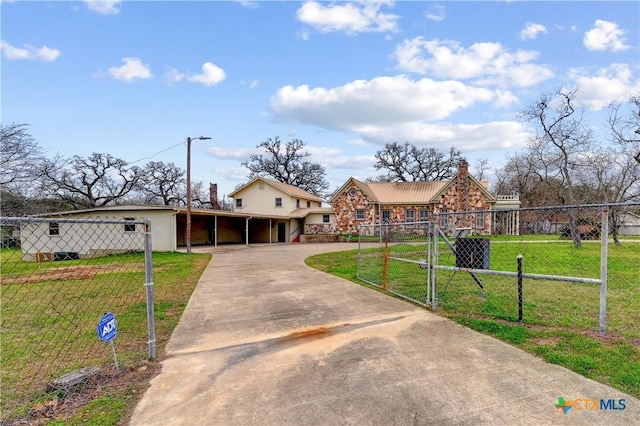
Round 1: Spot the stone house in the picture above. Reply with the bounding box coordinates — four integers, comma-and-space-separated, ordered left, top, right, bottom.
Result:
329, 161, 506, 235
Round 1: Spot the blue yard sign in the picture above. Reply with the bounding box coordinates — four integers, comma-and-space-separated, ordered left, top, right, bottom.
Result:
97, 312, 118, 342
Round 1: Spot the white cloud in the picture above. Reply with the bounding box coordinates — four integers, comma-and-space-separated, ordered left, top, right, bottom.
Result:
520, 22, 547, 40
0, 40, 60, 61
425, 4, 446, 22
271, 75, 496, 129
363, 121, 528, 152
83, 0, 121, 15
392, 37, 554, 88
187, 62, 226, 87
104, 57, 153, 81
269, 75, 529, 151
213, 166, 250, 187
583, 20, 630, 52
208, 146, 256, 161
569, 63, 639, 110
164, 67, 185, 83
233, 0, 258, 8
296, 0, 399, 35
241, 79, 259, 89
492, 90, 519, 108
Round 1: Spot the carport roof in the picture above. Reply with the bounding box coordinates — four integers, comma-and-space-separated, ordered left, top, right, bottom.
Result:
32, 205, 253, 219
289, 207, 335, 218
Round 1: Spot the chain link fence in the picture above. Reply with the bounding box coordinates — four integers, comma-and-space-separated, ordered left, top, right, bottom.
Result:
357, 203, 640, 344
1, 216, 155, 425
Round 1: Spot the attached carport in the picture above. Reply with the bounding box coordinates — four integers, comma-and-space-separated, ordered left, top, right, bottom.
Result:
175, 209, 292, 247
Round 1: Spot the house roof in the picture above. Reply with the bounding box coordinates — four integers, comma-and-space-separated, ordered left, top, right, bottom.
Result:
289, 207, 335, 219
365, 181, 448, 204
228, 177, 325, 203
329, 173, 496, 206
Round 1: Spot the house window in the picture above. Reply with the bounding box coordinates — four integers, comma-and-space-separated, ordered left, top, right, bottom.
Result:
235, 198, 243, 208
296, 199, 300, 208
440, 209, 448, 227
419, 209, 429, 222
275, 197, 282, 207
306, 201, 311, 208
124, 217, 136, 232
356, 209, 365, 220
49, 222, 59, 236
323, 215, 330, 223
476, 209, 485, 228
382, 210, 391, 224
405, 209, 415, 223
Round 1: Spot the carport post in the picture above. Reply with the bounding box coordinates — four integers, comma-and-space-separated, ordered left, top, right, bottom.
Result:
246, 217, 250, 245
214, 215, 218, 247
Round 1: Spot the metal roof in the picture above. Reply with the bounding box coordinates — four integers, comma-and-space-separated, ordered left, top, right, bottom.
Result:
364, 181, 449, 204
228, 177, 325, 203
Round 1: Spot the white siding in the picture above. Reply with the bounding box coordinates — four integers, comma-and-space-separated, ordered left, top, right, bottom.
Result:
232, 182, 298, 215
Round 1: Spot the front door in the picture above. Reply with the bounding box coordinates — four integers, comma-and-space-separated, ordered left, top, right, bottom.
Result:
277, 223, 286, 243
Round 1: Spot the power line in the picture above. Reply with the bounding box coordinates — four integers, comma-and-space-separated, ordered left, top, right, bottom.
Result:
130, 141, 185, 165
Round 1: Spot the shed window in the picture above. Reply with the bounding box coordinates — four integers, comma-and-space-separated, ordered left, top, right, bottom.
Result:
124, 217, 136, 232
235, 198, 243, 208
323, 215, 330, 223
49, 222, 59, 236
356, 209, 365, 220
275, 197, 282, 207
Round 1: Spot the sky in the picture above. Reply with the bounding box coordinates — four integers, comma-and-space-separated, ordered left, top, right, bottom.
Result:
2, 0, 639, 200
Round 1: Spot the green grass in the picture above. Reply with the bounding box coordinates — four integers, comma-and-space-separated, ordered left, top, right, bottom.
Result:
1, 249, 211, 425
305, 236, 640, 399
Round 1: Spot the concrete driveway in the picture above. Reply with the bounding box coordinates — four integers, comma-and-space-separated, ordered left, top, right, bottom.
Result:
130, 243, 638, 425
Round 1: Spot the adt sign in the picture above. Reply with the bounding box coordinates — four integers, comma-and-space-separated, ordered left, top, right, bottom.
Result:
97, 312, 118, 342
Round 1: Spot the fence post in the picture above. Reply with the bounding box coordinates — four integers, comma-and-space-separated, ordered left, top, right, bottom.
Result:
144, 219, 156, 360
432, 219, 439, 311
426, 221, 431, 306
517, 254, 523, 324
599, 207, 609, 336
382, 238, 389, 291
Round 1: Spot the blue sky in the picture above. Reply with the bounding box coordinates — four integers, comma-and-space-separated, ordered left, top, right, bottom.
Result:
2, 0, 639, 199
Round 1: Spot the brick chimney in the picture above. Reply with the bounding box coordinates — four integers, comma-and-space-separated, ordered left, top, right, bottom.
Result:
458, 160, 470, 221
209, 183, 222, 210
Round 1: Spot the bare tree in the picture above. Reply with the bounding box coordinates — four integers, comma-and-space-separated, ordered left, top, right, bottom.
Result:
474, 158, 490, 181
242, 137, 329, 197
519, 88, 594, 247
608, 96, 640, 164
373, 142, 464, 182
578, 144, 640, 245
40, 152, 142, 209
190, 181, 212, 209
1, 123, 44, 188
138, 161, 185, 205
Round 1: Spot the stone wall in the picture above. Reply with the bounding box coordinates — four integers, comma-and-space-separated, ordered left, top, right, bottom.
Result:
304, 223, 337, 235
332, 183, 377, 234
437, 166, 492, 235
